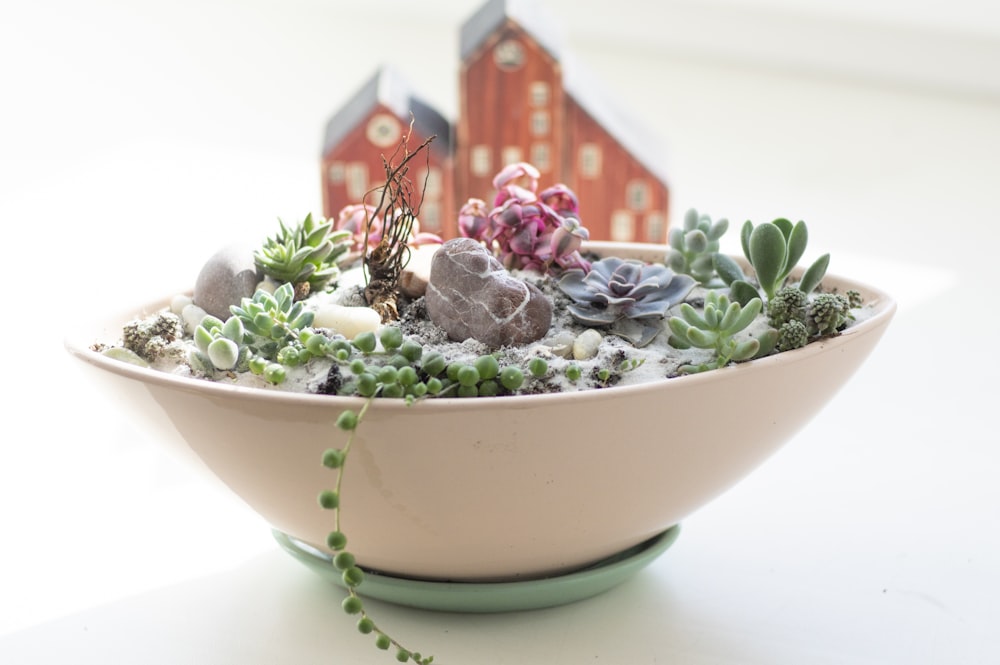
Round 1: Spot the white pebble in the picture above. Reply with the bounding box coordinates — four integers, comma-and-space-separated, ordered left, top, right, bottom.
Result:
546, 330, 577, 358
181, 303, 209, 334
312, 304, 381, 340
399, 244, 440, 298
170, 294, 193, 317
572, 328, 603, 360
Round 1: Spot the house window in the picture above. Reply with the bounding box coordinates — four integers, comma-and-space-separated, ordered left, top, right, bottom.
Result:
502, 146, 523, 166
366, 113, 402, 148
531, 110, 550, 136
579, 144, 602, 178
471, 145, 492, 177
328, 161, 345, 184
611, 210, 635, 242
530, 81, 550, 106
493, 39, 525, 70
530, 143, 551, 171
419, 167, 443, 198
420, 203, 441, 231
346, 162, 368, 200
626, 180, 651, 211
645, 213, 666, 242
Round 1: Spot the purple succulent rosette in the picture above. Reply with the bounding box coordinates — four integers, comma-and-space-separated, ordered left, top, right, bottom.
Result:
558, 257, 697, 346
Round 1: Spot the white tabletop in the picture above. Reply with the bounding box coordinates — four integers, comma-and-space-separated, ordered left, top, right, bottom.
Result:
3, 1, 999, 663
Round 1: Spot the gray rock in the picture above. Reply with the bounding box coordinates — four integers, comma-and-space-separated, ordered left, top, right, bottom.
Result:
425, 238, 552, 348
193, 244, 261, 320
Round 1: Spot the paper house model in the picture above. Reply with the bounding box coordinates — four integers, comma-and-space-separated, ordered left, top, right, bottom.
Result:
320, 67, 454, 235
321, 0, 670, 242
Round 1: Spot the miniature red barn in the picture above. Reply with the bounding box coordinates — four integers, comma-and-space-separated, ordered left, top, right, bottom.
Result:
321, 0, 670, 242
319, 67, 454, 237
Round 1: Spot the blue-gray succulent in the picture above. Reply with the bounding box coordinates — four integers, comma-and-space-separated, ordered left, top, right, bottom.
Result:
558, 257, 696, 346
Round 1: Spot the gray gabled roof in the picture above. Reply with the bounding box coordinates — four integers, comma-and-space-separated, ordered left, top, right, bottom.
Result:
459, 0, 669, 185
322, 65, 453, 157
460, 0, 564, 62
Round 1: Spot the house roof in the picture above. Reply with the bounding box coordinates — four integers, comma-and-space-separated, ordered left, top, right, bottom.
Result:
321, 65, 453, 158
459, 0, 670, 185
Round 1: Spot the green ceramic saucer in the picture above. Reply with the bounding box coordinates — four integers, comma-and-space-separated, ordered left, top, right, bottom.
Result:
273, 525, 680, 613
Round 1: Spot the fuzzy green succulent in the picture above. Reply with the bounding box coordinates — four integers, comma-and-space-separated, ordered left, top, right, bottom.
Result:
230, 282, 315, 364
665, 208, 729, 285
714, 218, 829, 308
668, 291, 777, 373
254, 213, 352, 295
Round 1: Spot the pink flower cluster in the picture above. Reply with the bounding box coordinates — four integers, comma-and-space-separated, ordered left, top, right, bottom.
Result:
334, 204, 443, 254
458, 162, 591, 273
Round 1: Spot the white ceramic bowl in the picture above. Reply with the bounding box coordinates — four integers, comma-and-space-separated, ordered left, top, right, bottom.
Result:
65, 242, 895, 582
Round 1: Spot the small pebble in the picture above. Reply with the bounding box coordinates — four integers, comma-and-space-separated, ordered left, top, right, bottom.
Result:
312, 304, 381, 340
170, 294, 193, 317
546, 330, 577, 358
399, 244, 440, 298
182, 303, 209, 335
572, 328, 603, 360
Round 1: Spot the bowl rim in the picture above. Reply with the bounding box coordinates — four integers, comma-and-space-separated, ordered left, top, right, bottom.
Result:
64, 243, 897, 413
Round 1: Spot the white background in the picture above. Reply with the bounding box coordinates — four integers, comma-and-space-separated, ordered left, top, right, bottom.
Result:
2, 1, 999, 663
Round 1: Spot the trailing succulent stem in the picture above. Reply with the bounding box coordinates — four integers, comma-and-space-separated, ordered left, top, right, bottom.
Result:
668, 292, 777, 373
320, 399, 434, 665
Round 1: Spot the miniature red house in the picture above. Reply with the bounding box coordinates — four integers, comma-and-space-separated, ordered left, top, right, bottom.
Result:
319, 66, 454, 236
321, 0, 670, 242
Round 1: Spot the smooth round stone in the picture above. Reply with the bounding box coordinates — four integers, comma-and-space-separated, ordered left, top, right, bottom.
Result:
193, 243, 261, 320
312, 304, 381, 340
573, 328, 603, 360
399, 244, 440, 298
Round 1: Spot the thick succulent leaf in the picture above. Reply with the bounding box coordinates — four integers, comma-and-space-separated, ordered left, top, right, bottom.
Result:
194, 325, 215, 355
610, 318, 663, 347
557, 269, 597, 302
685, 327, 718, 348
717, 301, 742, 332
704, 304, 720, 328
729, 280, 761, 308
668, 316, 693, 342
567, 302, 619, 325
628, 299, 672, 318
748, 223, 787, 295
740, 220, 754, 262
754, 328, 779, 357
683, 208, 699, 231
783, 221, 808, 278
684, 229, 709, 254
707, 218, 730, 241
221, 316, 245, 343
797, 253, 829, 295
207, 337, 240, 370
668, 227, 685, 250
713, 253, 746, 286
730, 338, 760, 362
679, 302, 708, 328
658, 272, 697, 305
722, 297, 763, 335
771, 217, 794, 240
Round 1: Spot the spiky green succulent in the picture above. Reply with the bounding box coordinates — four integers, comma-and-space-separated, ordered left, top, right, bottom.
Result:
254, 213, 352, 295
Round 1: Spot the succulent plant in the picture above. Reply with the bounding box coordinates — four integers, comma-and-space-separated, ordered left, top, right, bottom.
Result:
559, 257, 696, 346
715, 218, 829, 308
668, 291, 777, 372
808, 292, 855, 336
192, 313, 249, 373
665, 208, 729, 284
459, 162, 591, 274
229, 282, 315, 363
254, 213, 353, 296
767, 285, 809, 329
